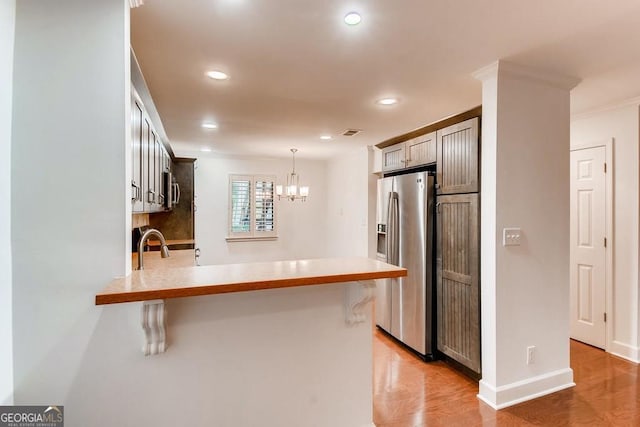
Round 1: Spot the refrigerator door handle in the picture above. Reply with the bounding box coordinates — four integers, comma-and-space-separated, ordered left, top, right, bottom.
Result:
386, 192, 393, 263
387, 191, 399, 266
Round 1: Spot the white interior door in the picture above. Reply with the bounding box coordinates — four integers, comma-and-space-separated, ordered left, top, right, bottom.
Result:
570, 146, 606, 348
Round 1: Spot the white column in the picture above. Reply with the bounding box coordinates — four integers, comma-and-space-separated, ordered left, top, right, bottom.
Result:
0, 0, 16, 406
474, 61, 580, 409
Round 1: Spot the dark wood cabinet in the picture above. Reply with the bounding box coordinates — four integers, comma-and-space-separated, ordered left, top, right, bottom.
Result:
381, 131, 437, 172
436, 193, 480, 374
406, 132, 437, 168
436, 118, 479, 195
377, 107, 482, 376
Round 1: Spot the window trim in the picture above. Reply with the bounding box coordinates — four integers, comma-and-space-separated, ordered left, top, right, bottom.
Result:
227, 174, 278, 241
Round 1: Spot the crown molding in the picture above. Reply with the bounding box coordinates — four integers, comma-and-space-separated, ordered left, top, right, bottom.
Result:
472, 60, 581, 90
129, 0, 144, 8
571, 96, 640, 121
472, 61, 500, 82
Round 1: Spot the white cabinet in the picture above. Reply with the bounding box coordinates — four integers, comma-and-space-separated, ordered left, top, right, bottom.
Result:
152, 136, 169, 209
142, 115, 150, 208
147, 130, 170, 212
381, 131, 436, 172
381, 143, 406, 172
132, 86, 171, 213
148, 130, 160, 208
131, 95, 144, 213
159, 149, 168, 207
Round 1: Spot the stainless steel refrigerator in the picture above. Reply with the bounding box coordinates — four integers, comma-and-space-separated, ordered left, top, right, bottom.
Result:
375, 171, 435, 358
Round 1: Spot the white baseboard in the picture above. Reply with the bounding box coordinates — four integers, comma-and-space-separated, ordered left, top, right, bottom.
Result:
477, 368, 575, 409
610, 341, 640, 364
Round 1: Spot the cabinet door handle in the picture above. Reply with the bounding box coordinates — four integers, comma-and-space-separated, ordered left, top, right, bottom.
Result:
148, 191, 155, 203
131, 181, 140, 202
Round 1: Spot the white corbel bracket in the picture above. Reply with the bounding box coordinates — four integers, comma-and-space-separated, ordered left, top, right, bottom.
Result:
345, 280, 377, 325
141, 299, 167, 356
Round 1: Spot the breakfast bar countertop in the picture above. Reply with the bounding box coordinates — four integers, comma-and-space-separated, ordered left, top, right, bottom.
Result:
95, 257, 406, 305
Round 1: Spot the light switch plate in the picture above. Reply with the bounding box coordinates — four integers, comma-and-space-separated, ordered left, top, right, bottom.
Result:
503, 228, 522, 246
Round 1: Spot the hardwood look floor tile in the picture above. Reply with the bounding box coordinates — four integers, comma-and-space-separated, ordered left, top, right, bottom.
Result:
373, 330, 640, 426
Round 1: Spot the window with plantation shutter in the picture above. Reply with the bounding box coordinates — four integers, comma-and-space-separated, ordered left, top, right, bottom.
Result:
228, 174, 277, 240
255, 179, 275, 232
230, 178, 251, 233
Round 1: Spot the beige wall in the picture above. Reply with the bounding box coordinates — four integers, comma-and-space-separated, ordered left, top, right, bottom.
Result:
0, 0, 15, 406
571, 102, 640, 361
11, 0, 130, 422
191, 153, 329, 265
325, 146, 371, 258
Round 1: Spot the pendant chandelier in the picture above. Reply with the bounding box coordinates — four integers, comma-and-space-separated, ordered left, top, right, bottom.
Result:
276, 148, 309, 202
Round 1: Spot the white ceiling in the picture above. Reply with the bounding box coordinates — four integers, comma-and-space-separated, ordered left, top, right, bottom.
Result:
131, 0, 640, 159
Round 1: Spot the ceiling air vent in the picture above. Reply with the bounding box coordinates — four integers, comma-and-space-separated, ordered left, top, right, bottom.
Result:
342, 129, 362, 137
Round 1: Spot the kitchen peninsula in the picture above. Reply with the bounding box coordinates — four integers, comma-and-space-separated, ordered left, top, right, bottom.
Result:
96, 257, 405, 427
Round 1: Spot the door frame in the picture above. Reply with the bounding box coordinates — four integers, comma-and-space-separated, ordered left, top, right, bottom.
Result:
570, 138, 613, 352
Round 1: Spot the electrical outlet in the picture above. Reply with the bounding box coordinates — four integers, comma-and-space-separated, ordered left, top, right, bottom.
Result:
503, 228, 522, 246
527, 345, 536, 365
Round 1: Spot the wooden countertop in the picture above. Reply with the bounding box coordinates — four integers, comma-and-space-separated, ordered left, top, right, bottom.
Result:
96, 257, 406, 305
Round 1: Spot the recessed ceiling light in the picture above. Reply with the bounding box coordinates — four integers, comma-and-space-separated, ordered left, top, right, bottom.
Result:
344, 12, 361, 26
320, 135, 333, 140
206, 70, 229, 80
377, 98, 399, 106
201, 122, 218, 129
201, 147, 212, 152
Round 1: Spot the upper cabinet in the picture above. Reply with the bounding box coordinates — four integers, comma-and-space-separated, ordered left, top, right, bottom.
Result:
406, 132, 437, 168
131, 86, 171, 213
131, 93, 144, 212
376, 107, 481, 178
381, 143, 405, 172
436, 117, 479, 195
381, 132, 436, 172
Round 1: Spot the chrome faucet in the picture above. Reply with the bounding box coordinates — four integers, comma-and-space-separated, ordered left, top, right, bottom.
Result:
137, 228, 170, 270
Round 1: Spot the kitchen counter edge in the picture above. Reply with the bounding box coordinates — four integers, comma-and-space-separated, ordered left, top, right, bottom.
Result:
95, 257, 406, 306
